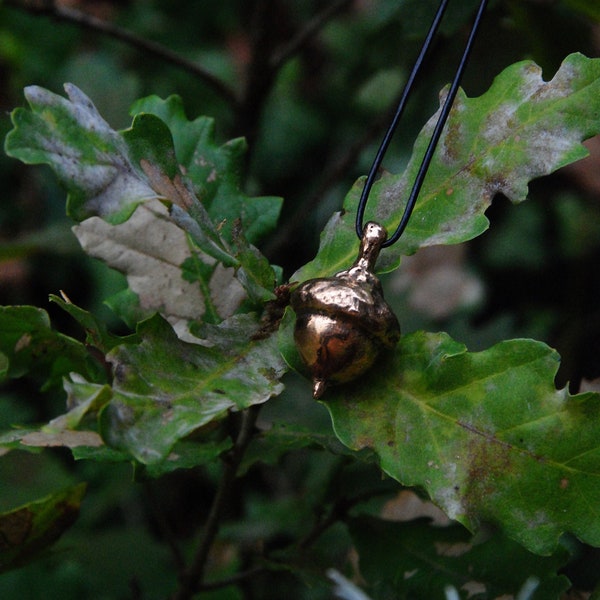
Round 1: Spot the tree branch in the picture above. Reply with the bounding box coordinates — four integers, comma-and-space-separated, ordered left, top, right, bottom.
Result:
170, 406, 261, 600
262, 105, 394, 261
4, 0, 238, 106
231, 0, 281, 148
297, 488, 391, 551
270, 0, 353, 70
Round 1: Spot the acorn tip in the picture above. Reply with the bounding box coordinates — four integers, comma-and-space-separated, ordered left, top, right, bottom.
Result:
312, 379, 327, 399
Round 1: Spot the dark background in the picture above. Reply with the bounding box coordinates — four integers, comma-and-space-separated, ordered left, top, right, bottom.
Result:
0, 1, 599, 598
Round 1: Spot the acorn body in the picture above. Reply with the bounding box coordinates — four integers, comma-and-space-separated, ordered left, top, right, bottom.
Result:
291, 222, 400, 398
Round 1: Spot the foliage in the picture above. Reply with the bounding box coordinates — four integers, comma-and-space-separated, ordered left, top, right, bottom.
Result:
0, 483, 86, 574
1, 1, 600, 599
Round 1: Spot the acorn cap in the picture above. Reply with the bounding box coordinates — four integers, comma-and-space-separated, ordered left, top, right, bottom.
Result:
291, 275, 399, 348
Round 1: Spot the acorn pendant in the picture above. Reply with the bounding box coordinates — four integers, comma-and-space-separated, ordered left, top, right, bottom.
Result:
291, 222, 401, 398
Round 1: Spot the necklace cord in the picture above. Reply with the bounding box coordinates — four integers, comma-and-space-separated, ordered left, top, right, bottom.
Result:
355, 0, 489, 248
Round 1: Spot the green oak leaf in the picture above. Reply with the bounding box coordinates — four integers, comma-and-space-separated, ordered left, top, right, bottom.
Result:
98, 314, 286, 464
71, 199, 246, 333
49, 293, 134, 352
49, 376, 111, 430
69, 438, 234, 476
5, 85, 277, 326
0, 377, 112, 454
5, 84, 155, 225
295, 52, 600, 281
102, 288, 149, 329
0, 483, 86, 574
0, 305, 104, 388
239, 423, 345, 476
136, 438, 233, 479
349, 515, 570, 599
230, 222, 280, 304
130, 94, 282, 245
323, 331, 600, 555
0, 428, 43, 455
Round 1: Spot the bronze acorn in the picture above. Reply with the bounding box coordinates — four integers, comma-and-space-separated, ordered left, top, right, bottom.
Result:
291, 222, 400, 398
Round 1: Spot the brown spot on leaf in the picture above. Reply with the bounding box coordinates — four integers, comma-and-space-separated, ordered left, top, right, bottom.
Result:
459, 421, 514, 512
48, 500, 81, 540
441, 111, 464, 164
139, 158, 197, 211
0, 508, 33, 549
355, 435, 375, 449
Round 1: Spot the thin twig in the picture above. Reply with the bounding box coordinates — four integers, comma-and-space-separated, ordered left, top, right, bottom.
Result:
297, 497, 355, 551
232, 0, 279, 148
4, 0, 238, 105
270, 0, 353, 70
194, 492, 386, 591
170, 406, 261, 600
262, 105, 394, 262
297, 488, 392, 551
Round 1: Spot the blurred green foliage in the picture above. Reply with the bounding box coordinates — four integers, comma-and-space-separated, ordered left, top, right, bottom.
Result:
1, 1, 600, 598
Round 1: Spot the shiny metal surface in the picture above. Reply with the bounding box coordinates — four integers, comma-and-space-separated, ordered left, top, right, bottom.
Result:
291, 222, 400, 398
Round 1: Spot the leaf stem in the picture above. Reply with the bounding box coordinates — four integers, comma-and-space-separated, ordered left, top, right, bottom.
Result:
4, 0, 238, 106
170, 406, 260, 600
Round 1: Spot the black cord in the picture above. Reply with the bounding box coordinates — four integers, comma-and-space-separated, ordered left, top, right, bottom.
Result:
355, 0, 489, 248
